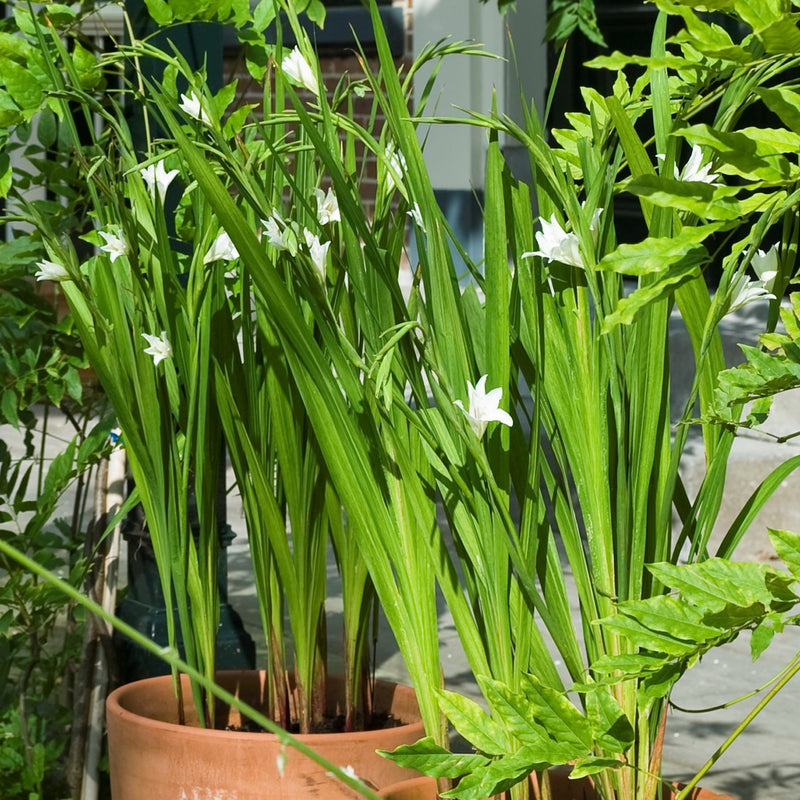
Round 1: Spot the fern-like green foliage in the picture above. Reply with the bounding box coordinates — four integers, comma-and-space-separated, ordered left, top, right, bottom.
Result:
386, 533, 800, 799
546, 0, 604, 46
595, 543, 800, 684
714, 293, 800, 430
479, 0, 605, 47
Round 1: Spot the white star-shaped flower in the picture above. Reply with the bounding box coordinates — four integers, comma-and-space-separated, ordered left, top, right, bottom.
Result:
178, 91, 212, 125
725, 272, 774, 316
751, 244, 779, 294
454, 375, 513, 440
98, 229, 128, 263
677, 145, 718, 184
522, 207, 601, 270
141, 331, 173, 365
262, 213, 284, 248
304, 229, 330, 281
314, 187, 340, 225
139, 159, 179, 204
281, 47, 319, 96
524, 215, 579, 268
203, 231, 239, 264
261, 213, 298, 255
34, 259, 70, 282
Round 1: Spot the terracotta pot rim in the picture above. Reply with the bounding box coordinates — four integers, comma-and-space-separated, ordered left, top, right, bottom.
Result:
106, 670, 425, 743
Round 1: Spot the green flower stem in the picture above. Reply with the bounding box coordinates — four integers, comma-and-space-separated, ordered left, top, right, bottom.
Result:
675, 648, 800, 800
670, 651, 800, 715
0, 536, 381, 800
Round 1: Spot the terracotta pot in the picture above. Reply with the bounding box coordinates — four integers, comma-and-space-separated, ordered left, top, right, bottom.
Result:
106, 670, 425, 799
378, 769, 737, 800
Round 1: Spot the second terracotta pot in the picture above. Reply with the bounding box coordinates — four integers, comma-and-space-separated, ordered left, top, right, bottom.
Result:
106, 670, 425, 800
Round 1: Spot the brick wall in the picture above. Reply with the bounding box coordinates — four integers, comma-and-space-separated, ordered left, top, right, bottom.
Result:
223, 0, 412, 217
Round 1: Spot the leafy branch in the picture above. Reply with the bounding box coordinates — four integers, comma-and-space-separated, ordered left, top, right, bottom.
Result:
713, 292, 800, 434
478, 0, 605, 48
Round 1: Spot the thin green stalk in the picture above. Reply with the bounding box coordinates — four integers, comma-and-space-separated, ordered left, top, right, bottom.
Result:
34, 403, 48, 497
674, 649, 800, 800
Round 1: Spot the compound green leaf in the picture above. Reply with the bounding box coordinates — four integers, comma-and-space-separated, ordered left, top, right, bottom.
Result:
379, 737, 489, 779
440, 749, 542, 800
756, 87, 800, 134
750, 617, 777, 661
570, 757, 625, 778
608, 594, 725, 643
437, 688, 512, 755
596, 613, 699, 657
647, 558, 776, 612
585, 687, 635, 753
596, 225, 719, 276
517, 674, 594, 752
769, 529, 800, 580
0, 58, 42, 114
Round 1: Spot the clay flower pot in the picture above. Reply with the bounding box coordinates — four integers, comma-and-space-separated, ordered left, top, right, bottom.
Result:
106, 670, 425, 800
378, 769, 737, 800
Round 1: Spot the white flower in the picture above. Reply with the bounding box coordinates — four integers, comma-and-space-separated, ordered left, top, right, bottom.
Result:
262, 213, 284, 247
524, 215, 581, 268
677, 145, 718, 184
523, 207, 602, 270
141, 331, 173, 365
262, 213, 297, 254
34, 259, 70, 282
725, 272, 774, 315
454, 375, 513, 440
139, 159, 179, 204
314, 187, 340, 225
407, 202, 425, 232
304, 229, 330, 281
385, 144, 406, 192
751, 244, 779, 294
203, 231, 239, 264
281, 47, 319, 96
178, 91, 212, 125
98, 229, 128, 263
